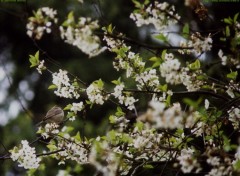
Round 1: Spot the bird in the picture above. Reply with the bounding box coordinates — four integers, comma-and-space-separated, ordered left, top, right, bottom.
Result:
37, 106, 64, 126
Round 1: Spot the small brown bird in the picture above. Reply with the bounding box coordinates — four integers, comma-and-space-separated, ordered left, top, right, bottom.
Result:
37, 106, 64, 126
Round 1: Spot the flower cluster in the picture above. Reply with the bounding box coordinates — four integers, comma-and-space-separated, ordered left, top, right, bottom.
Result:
179, 32, 212, 55
204, 147, 233, 176
39, 123, 60, 139
218, 49, 228, 66
60, 16, 106, 57
70, 102, 84, 114
113, 49, 145, 78
66, 102, 85, 121
228, 107, 240, 130
135, 69, 160, 90
148, 100, 184, 129
36, 60, 46, 74
10, 140, 41, 169
89, 141, 120, 176
103, 31, 145, 79
130, 2, 180, 33
177, 148, 201, 173
130, 127, 164, 161
160, 52, 205, 91
47, 126, 90, 165
160, 53, 182, 85
52, 69, 80, 99
86, 80, 108, 105
26, 7, 58, 40
103, 33, 126, 51
181, 67, 205, 91
111, 83, 138, 110
57, 141, 89, 165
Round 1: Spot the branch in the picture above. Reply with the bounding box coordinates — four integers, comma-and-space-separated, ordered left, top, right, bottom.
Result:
106, 33, 193, 51
123, 89, 230, 101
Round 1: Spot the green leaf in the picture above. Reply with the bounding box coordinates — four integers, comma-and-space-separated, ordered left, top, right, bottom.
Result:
48, 84, 57, 90
225, 26, 230, 37
112, 78, 121, 85
107, 24, 113, 33
94, 79, 104, 88
135, 121, 144, 131
109, 115, 116, 124
223, 17, 232, 25
74, 132, 81, 142
159, 84, 168, 92
161, 50, 167, 60
64, 104, 72, 110
234, 13, 239, 23
182, 23, 189, 39
108, 130, 116, 141
233, 160, 240, 171
183, 98, 201, 109
165, 94, 171, 107
227, 70, 238, 80
143, 164, 154, 169
188, 59, 201, 70
116, 106, 125, 116
67, 111, 75, 118
149, 56, 158, 62
29, 51, 40, 68
122, 133, 132, 143
154, 33, 167, 42
132, 0, 142, 8
47, 144, 57, 151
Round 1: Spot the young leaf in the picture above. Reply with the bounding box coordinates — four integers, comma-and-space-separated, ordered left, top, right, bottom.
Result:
29, 51, 40, 68
182, 23, 189, 39
154, 33, 167, 42
234, 13, 239, 23
188, 59, 201, 70
48, 84, 57, 89
227, 71, 238, 80
225, 26, 230, 37
161, 50, 167, 60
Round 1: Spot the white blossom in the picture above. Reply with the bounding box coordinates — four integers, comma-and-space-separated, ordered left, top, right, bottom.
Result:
218, 49, 228, 66
130, 2, 180, 32
124, 96, 138, 110
135, 69, 160, 90
188, 33, 213, 54
26, 7, 58, 40
160, 53, 182, 85
149, 101, 183, 129
70, 102, 84, 114
52, 69, 80, 99
60, 17, 106, 58
205, 99, 210, 110
36, 60, 46, 74
177, 148, 201, 173
86, 83, 108, 105
10, 140, 41, 169
112, 84, 124, 98
207, 156, 220, 166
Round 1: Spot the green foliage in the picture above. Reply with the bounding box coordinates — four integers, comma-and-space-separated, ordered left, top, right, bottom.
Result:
227, 70, 238, 80
188, 59, 201, 70
29, 51, 40, 68
182, 23, 189, 39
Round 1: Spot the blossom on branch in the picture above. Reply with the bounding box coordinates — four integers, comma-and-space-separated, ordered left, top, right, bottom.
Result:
26, 7, 58, 40
130, 2, 180, 33
10, 140, 41, 169
52, 69, 80, 99
60, 15, 106, 58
